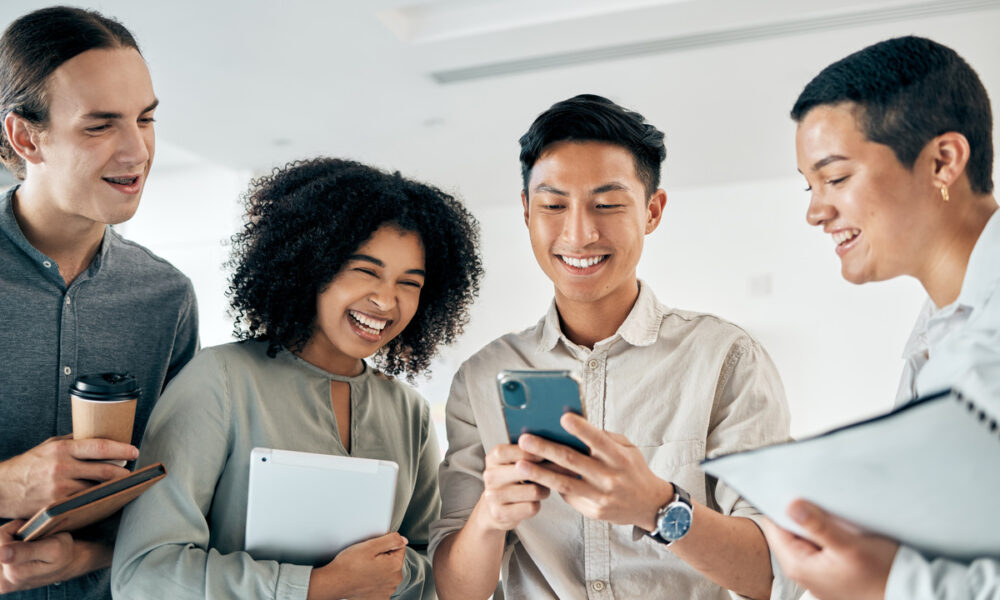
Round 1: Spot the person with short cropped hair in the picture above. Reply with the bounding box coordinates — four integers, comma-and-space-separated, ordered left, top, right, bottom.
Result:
0, 6, 198, 598
761, 36, 1000, 600
430, 94, 801, 600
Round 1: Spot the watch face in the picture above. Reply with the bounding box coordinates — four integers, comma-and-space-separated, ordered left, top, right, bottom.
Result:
658, 504, 692, 541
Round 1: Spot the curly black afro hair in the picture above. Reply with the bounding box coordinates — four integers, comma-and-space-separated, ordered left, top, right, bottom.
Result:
227, 157, 483, 379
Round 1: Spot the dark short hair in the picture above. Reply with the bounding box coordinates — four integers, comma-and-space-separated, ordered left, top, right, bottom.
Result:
227, 158, 484, 379
0, 6, 140, 179
519, 94, 666, 198
791, 36, 993, 195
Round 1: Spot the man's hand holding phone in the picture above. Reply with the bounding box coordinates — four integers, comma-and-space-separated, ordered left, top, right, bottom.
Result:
473, 444, 550, 533
515, 413, 674, 531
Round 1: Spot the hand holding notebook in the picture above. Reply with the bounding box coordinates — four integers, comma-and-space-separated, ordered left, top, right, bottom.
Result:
14, 463, 166, 542
701, 389, 1000, 562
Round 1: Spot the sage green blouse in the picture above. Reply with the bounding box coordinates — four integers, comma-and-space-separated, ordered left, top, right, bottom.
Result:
111, 340, 439, 599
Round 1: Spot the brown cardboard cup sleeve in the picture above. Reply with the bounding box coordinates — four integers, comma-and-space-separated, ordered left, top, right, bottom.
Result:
15, 463, 167, 542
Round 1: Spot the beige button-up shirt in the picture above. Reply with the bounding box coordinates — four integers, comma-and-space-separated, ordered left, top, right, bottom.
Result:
430, 282, 799, 599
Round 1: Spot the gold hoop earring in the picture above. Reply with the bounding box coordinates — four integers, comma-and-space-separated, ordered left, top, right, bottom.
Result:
940, 185, 950, 202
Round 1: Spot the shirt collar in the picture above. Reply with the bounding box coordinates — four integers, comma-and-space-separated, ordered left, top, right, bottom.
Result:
0, 184, 114, 282
900, 208, 1000, 361
537, 280, 663, 353
953, 207, 1000, 311
0, 184, 43, 262
278, 345, 372, 382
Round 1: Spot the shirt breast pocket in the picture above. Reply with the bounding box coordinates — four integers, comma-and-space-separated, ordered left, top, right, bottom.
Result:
638, 440, 708, 504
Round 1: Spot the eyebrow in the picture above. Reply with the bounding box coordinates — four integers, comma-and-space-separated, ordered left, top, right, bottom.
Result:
348, 254, 426, 276
82, 99, 160, 121
533, 184, 568, 196
592, 182, 629, 194
532, 182, 630, 196
808, 154, 849, 172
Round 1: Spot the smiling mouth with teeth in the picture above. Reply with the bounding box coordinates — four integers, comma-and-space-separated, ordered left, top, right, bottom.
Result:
103, 175, 139, 185
558, 255, 609, 269
348, 309, 390, 336
831, 229, 861, 247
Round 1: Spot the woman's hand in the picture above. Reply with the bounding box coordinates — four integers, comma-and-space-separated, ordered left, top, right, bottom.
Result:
307, 532, 408, 600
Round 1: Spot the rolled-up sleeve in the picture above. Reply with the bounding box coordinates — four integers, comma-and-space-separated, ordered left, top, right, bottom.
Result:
885, 545, 1000, 599
111, 350, 312, 600
428, 364, 487, 563
704, 336, 802, 600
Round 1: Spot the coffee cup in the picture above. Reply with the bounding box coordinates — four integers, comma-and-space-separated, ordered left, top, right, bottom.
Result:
70, 373, 139, 465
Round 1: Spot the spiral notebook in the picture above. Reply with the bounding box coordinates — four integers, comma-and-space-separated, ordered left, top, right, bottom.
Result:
701, 389, 1000, 562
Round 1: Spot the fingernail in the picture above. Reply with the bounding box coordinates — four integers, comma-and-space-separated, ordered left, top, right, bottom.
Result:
788, 502, 812, 525
401, 536, 409, 545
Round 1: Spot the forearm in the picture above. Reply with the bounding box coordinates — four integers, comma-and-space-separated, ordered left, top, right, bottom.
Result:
114, 542, 311, 600
0, 489, 20, 519
0, 459, 30, 518
670, 505, 773, 600
433, 501, 507, 600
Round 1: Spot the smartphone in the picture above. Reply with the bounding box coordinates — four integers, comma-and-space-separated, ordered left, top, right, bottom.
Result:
497, 369, 589, 455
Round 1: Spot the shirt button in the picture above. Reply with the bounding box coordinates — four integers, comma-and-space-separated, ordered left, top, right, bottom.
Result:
63, 366, 72, 375
592, 580, 606, 592
65, 296, 71, 305
42, 260, 52, 268
587, 359, 599, 370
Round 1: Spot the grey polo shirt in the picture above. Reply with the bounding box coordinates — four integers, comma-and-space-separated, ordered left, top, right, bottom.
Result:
0, 185, 199, 600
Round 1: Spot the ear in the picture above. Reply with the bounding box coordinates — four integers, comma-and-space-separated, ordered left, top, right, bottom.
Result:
521, 190, 530, 227
645, 189, 667, 234
3, 112, 43, 166
3, 112, 42, 165
927, 131, 970, 190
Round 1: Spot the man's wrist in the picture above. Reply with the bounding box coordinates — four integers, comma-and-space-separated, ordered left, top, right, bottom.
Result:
0, 461, 24, 518
469, 497, 511, 539
637, 479, 675, 532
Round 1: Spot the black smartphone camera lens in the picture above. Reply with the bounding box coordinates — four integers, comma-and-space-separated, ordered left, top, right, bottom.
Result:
504, 381, 520, 392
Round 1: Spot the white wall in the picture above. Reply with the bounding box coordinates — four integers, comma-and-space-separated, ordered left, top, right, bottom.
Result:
117, 158, 251, 348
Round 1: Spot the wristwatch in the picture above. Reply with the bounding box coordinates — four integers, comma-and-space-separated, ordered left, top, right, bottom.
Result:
649, 483, 693, 545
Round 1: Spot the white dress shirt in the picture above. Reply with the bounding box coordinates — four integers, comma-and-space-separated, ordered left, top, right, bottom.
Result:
430, 282, 801, 600
885, 209, 1000, 600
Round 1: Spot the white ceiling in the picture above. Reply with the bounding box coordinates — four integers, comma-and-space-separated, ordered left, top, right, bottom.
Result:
2, 0, 999, 205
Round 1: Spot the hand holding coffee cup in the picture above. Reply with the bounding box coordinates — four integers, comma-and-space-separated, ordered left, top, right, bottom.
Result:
70, 373, 139, 466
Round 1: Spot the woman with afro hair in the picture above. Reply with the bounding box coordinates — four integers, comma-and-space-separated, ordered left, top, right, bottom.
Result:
112, 158, 483, 600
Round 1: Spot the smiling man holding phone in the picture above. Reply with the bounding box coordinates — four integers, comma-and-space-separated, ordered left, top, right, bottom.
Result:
430, 94, 800, 600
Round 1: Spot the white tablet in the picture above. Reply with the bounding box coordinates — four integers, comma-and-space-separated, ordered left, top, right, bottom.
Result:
245, 447, 399, 565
